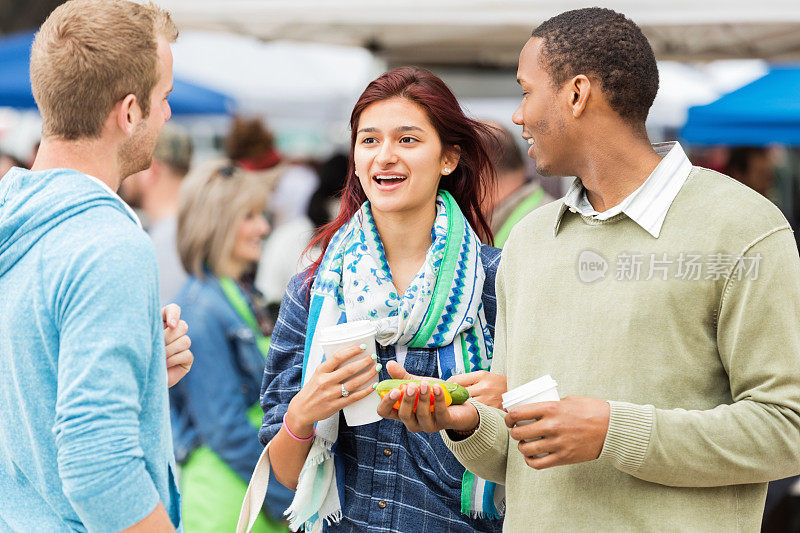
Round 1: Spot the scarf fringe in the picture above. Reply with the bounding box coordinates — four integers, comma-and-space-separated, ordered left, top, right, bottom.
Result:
303, 436, 335, 467
298, 509, 343, 532
467, 510, 504, 520
284, 436, 338, 531
285, 509, 343, 533
463, 497, 506, 520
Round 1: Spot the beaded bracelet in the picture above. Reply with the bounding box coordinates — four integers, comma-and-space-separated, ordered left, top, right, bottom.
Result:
283, 413, 315, 442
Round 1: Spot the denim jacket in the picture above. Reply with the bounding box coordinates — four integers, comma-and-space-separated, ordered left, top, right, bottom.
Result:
260, 244, 503, 533
169, 274, 293, 518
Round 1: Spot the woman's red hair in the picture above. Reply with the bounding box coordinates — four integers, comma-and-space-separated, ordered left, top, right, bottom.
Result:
303, 66, 497, 292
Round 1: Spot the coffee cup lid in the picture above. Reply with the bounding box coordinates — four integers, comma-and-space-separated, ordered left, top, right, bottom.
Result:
316, 320, 377, 344
502, 374, 558, 407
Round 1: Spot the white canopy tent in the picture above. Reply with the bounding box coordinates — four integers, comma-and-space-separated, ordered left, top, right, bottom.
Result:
169, 30, 385, 157
159, 0, 800, 67
159, 2, 787, 158
172, 31, 381, 116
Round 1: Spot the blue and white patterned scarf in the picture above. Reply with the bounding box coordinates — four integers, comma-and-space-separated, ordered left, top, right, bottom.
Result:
286, 191, 504, 532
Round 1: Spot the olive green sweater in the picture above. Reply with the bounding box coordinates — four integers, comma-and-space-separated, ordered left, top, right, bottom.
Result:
443, 168, 800, 531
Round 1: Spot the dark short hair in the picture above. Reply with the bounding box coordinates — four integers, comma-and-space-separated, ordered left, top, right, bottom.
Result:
532, 7, 658, 124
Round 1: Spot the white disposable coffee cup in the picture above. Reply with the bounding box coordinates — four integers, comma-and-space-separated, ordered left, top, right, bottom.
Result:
316, 320, 382, 426
502, 375, 559, 449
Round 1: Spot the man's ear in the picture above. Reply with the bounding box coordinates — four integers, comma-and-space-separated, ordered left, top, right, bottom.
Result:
567, 75, 591, 119
116, 94, 140, 137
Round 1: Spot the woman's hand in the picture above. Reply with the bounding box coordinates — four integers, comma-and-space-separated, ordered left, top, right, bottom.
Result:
162, 304, 193, 388
448, 370, 507, 410
285, 345, 380, 437
376, 361, 479, 434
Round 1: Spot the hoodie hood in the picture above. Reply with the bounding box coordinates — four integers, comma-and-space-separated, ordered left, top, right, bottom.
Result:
0, 167, 139, 278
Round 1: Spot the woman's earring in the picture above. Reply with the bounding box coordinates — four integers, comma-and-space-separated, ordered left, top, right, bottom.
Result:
354, 170, 359, 177
443, 168, 451, 175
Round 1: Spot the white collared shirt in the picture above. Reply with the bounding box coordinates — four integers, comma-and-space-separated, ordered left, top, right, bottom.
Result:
556, 142, 693, 238
82, 173, 143, 229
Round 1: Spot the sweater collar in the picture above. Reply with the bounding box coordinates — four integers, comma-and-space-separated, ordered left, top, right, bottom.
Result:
554, 142, 692, 238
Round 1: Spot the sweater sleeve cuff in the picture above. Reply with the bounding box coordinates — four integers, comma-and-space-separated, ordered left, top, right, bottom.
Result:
440, 399, 504, 461
65, 459, 160, 532
598, 400, 654, 474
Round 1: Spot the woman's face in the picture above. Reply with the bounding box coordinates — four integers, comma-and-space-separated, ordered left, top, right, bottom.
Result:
231, 207, 271, 266
353, 97, 459, 218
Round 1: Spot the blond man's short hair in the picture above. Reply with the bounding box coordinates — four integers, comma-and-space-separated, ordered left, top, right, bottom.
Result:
31, 0, 178, 140
178, 159, 277, 279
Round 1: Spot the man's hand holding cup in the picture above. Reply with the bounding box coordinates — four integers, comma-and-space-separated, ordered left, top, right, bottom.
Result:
504, 396, 610, 470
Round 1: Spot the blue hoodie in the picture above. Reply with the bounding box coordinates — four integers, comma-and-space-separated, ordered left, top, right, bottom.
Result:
0, 168, 181, 532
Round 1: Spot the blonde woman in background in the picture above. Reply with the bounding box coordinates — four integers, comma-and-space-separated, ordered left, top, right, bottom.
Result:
170, 160, 292, 532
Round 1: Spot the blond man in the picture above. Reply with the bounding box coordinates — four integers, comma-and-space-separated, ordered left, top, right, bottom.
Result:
0, 1, 189, 531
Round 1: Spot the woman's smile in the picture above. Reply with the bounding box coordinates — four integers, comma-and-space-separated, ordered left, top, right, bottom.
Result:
372, 171, 408, 191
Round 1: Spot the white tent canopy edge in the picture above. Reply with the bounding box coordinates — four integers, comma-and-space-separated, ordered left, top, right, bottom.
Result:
158, 0, 800, 66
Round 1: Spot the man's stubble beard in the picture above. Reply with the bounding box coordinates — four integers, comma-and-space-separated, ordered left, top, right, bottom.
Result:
532, 116, 569, 178
118, 119, 158, 181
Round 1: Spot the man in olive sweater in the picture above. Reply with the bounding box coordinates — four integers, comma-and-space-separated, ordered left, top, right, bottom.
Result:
380, 7, 800, 531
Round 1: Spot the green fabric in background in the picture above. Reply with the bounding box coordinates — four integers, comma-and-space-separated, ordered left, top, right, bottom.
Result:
493, 187, 545, 248
181, 277, 284, 533
180, 403, 287, 533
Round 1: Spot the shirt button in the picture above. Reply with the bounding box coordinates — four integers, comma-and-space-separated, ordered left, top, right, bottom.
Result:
378, 501, 387, 509
383, 448, 392, 457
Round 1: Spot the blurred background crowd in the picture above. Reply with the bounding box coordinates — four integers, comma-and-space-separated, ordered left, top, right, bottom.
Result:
1, 1, 799, 531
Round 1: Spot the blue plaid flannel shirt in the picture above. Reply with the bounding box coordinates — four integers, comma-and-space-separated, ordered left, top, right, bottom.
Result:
259, 244, 503, 533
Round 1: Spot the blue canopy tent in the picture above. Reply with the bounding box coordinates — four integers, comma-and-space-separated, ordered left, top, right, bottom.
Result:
681, 67, 800, 146
0, 31, 235, 115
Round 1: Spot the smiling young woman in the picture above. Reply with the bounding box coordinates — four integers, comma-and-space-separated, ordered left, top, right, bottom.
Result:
257, 67, 505, 533
350, 97, 464, 293
313, 67, 494, 268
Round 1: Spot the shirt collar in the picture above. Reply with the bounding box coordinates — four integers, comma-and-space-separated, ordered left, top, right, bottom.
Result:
81, 173, 143, 229
554, 142, 692, 238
